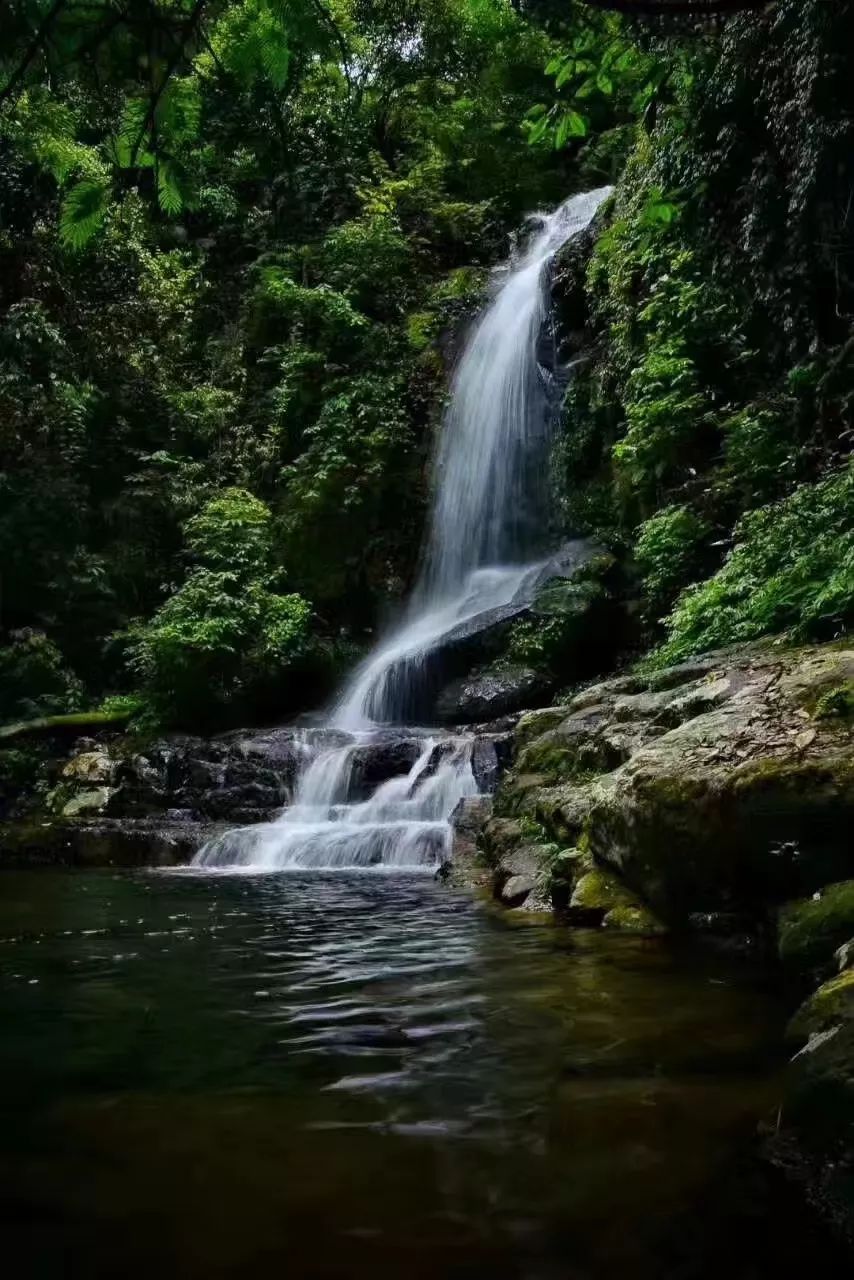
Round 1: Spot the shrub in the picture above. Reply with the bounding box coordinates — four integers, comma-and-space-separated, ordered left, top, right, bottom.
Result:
651, 466, 854, 666
0, 630, 84, 722
635, 504, 712, 629
128, 490, 321, 725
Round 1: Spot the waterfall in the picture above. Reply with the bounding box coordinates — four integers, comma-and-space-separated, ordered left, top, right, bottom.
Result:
193, 187, 611, 872
334, 185, 612, 730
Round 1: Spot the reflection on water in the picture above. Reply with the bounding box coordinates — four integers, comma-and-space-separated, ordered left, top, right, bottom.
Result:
0, 870, 837, 1278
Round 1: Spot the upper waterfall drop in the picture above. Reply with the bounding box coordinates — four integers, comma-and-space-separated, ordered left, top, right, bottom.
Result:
333, 185, 612, 731
422, 185, 613, 601
192, 186, 611, 873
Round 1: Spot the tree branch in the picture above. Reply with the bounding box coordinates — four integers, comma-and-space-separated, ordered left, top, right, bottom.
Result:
305, 0, 354, 102
129, 0, 208, 167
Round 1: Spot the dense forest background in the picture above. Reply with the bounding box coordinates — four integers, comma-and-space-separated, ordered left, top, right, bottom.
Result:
1, 0, 853, 742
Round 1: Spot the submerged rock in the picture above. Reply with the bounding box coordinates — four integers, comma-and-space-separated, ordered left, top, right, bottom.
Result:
602, 904, 667, 935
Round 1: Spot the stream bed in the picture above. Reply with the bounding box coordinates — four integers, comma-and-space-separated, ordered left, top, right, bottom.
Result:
0, 869, 840, 1278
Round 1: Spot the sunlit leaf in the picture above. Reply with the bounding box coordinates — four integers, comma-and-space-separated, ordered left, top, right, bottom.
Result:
554, 110, 587, 149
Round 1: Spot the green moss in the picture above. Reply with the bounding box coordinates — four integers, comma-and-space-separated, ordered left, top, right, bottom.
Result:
779, 881, 854, 970
515, 739, 577, 781
0, 708, 134, 742
570, 867, 634, 913
515, 707, 569, 748
788, 970, 854, 1042
542, 844, 587, 894
602, 904, 667, 935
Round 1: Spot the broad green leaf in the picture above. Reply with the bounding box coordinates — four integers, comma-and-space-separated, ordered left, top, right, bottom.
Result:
527, 116, 550, 145
554, 110, 587, 148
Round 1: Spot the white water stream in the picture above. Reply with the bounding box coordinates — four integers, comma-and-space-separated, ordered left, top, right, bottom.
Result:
194, 187, 611, 872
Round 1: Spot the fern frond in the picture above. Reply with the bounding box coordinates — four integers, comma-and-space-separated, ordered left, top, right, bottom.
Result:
59, 177, 111, 250
157, 161, 185, 216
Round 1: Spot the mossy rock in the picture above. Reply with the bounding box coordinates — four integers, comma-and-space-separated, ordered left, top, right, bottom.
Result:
779, 881, 854, 971
543, 845, 588, 892
61, 786, 114, 818
570, 867, 635, 914
514, 707, 571, 749
602, 904, 667, 936
788, 970, 854, 1042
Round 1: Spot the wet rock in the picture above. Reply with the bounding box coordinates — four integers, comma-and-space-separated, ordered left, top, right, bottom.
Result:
602, 904, 667, 935
470, 737, 502, 792
0, 816, 215, 867
451, 794, 493, 841
836, 939, 854, 973
187, 758, 226, 790
788, 970, 854, 1042
61, 751, 112, 785
774, 963, 854, 1244
480, 816, 525, 862
61, 786, 114, 818
437, 666, 552, 724
570, 867, 635, 923
201, 783, 282, 819
500, 873, 538, 907
779, 882, 854, 971
687, 911, 755, 937
348, 736, 425, 799
490, 641, 854, 927
584, 647, 854, 920
442, 795, 494, 889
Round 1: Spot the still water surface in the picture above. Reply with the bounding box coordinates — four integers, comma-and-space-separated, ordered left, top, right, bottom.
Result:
0, 870, 834, 1278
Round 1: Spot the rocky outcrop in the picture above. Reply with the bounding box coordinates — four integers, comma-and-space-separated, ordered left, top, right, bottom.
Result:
436, 665, 551, 723
471, 638, 854, 1237
0, 727, 314, 867
483, 642, 854, 924
427, 540, 628, 723
2, 721, 514, 868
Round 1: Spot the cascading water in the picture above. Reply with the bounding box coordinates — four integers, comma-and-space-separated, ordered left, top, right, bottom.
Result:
193, 186, 612, 873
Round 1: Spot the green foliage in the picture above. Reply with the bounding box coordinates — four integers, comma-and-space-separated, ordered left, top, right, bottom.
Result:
183, 488, 274, 573
1, 0, 577, 724
814, 683, 854, 722
553, 2, 854, 670
59, 176, 112, 250
0, 744, 47, 817
527, 12, 661, 153
0, 631, 84, 722
128, 490, 318, 725
634, 505, 712, 629
652, 467, 854, 666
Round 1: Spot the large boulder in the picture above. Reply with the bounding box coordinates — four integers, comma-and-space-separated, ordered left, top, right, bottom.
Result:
488, 642, 854, 927
436, 665, 552, 724
779, 882, 854, 972
424, 540, 626, 723
773, 970, 854, 1238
